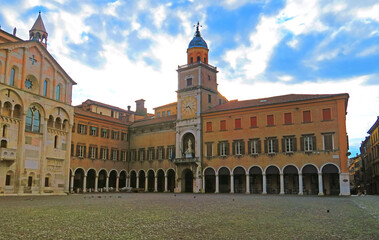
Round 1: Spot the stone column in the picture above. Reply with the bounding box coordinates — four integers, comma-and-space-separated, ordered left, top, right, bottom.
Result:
280, 173, 284, 194
154, 175, 158, 192
16, 113, 27, 195
70, 174, 74, 193
202, 175, 205, 192
164, 174, 168, 192
246, 174, 250, 194
83, 175, 87, 193
94, 175, 98, 192
262, 173, 267, 194
64, 124, 73, 193
145, 176, 148, 192
39, 118, 48, 194
106, 175, 109, 192
136, 174, 140, 188
126, 176, 129, 188
215, 174, 219, 193
116, 176, 119, 192
318, 173, 324, 195
298, 173, 303, 195
21, 48, 27, 89
230, 174, 234, 193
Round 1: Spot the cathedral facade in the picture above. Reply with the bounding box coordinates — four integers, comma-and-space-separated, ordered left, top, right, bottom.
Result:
0, 15, 350, 196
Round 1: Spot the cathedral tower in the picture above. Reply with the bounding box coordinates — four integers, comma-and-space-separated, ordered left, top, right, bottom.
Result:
29, 12, 48, 48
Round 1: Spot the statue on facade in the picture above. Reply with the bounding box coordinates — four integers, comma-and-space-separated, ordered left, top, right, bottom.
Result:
185, 139, 193, 158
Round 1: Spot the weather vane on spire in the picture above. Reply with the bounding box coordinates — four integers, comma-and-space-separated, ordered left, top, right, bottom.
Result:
193, 22, 202, 37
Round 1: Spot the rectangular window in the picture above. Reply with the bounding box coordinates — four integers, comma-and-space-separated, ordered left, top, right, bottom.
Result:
220, 120, 226, 131
78, 124, 87, 134
89, 146, 97, 159
167, 110, 171, 116
28, 176, 33, 187
235, 118, 242, 129
148, 147, 155, 161
111, 131, 119, 140
303, 110, 311, 123
121, 151, 126, 161
323, 133, 334, 151
323, 108, 331, 121
248, 139, 261, 154
250, 117, 257, 128
111, 149, 118, 161
45, 177, 49, 187
208, 94, 211, 103
121, 132, 127, 141
265, 138, 278, 154
267, 115, 274, 126
218, 141, 229, 156
206, 142, 213, 157
233, 140, 244, 155
186, 78, 192, 86
167, 146, 175, 160
100, 148, 108, 160
283, 137, 294, 153
77, 145, 86, 157
5, 174, 11, 186
101, 128, 109, 138
130, 149, 136, 161
284, 113, 292, 125
139, 148, 145, 161
157, 112, 161, 118
90, 126, 98, 136
303, 135, 315, 152
162, 111, 166, 117
157, 146, 164, 160
206, 122, 212, 132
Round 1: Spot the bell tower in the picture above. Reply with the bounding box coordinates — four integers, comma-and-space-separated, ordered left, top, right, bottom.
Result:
29, 11, 48, 48
174, 23, 220, 193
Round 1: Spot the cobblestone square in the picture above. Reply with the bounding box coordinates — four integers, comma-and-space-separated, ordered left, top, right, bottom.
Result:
0, 194, 378, 239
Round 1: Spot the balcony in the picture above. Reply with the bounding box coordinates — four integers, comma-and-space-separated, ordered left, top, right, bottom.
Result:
178, 61, 217, 71
173, 157, 200, 164
0, 148, 16, 161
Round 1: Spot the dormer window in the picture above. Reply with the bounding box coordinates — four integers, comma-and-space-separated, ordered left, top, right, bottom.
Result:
186, 78, 192, 87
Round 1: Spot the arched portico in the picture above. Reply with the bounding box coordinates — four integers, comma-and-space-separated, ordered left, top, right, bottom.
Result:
265, 166, 280, 194
119, 171, 127, 189
86, 169, 96, 192
157, 169, 165, 192
204, 167, 216, 193
109, 170, 117, 191
233, 167, 246, 193
73, 168, 85, 193
249, 166, 263, 194
98, 169, 107, 192
301, 164, 319, 195
322, 164, 340, 195
218, 167, 231, 193
182, 168, 193, 193
167, 169, 175, 192
147, 170, 155, 192
138, 170, 145, 189
130, 170, 137, 188
283, 165, 299, 194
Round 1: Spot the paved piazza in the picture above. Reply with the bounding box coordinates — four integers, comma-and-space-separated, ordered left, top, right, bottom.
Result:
0, 194, 378, 239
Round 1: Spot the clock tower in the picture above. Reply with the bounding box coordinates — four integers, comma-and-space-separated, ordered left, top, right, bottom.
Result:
174, 23, 221, 193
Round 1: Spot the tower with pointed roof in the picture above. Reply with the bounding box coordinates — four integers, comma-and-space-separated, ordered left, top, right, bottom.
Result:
29, 12, 48, 48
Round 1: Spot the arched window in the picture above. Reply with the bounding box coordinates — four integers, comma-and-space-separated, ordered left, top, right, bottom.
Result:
0, 140, 7, 148
54, 135, 58, 149
56, 85, 60, 101
43, 80, 48, 96
10, 68, 15, 86
25, 107, 40, 133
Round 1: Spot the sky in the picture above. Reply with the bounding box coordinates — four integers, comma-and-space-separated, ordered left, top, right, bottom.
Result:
1, 0, 379, 156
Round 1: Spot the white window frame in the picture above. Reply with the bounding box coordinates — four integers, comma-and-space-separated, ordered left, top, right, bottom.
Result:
79, 124, 85, 134
285, 138, 293, 153
168, 147, 174, 160
148, 149, 153, 160
112, 149, 117, 161
158, 147, 163, 160
121, 151, 126, 161
131, 150, 136, 161
101, 148, 107, 160
250, 140, 257, 154
90, 147, 96, 159
78, 145, 84, 157
304, 136, 313, 152
220, 142, 227, 156
139, 150, 144, 161
268, 139, 275, 154
235, 141, 242, 155
90, 127, 97, 136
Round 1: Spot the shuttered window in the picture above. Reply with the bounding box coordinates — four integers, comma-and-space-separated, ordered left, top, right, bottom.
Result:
250, 117, 257, 128
220, 120, 227, 131
284, 113, 292, 125
267, 115, 274, 126
303, 111, 311, 123
206, 122, 212, 132
235, 118, 241, 129
323, 108, 331, 121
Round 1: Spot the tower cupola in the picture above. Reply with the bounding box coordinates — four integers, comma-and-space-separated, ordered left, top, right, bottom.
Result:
187, 22, 209, 64
29, 11, 48, 48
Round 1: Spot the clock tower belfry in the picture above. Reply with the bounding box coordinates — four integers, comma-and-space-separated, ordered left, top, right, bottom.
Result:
174, 23, 221, 193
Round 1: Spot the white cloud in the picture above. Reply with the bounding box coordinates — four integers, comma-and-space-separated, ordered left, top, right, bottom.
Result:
151, 5, 167, 29
104, 0, 122, 17
357, 46, 379, 57
277, 75, 293, 82
356, 4, 379, 22
287, 38, 298, 48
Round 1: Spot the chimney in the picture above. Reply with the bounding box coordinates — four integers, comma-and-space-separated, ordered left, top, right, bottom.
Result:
127, 105, 131, 111
135, 99, 147, 115
13, 27, 17, 36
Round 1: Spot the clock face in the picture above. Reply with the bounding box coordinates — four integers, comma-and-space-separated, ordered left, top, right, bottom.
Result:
181, 96, 197, 117
25, 79, 33, 89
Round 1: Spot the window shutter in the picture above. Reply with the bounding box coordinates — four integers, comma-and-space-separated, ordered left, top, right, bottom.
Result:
96, 147, 98, 159
84, 126, 87, 134
323, 108, 331, 121
152, 149, 155, 160
300, 136, 305, 151
293, 137, 297, 151
248, 140, 251, 154
250, 117, 257, 127
303, 111, 311, 122
312, 136, 317, 150
257, 140, 262, 153
76, 145, 79, 156
77, 124, 80, 133
107, 130, 110, 138
72, 123, 75, 133
217, 142, 220, 156
235, 119, 241, 129
282, 138, 286, 152
241, 141, 245, 155
232, 141, 236, 155
96, 128, 99, 136
274, 139, 279, 153
226, 142, 230, 155
284, 113, 292, 124
84, 146, 87, 157
264, 140, 268, 153
88, 147, 91, 158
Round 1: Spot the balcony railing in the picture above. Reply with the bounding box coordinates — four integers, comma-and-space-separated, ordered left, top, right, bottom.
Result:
173, 157, 200, 164
178, 61, 217, 70
0, 148, 16, 161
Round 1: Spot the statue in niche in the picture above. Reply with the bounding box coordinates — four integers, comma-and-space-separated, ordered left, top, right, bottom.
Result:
185, 138, 193, 158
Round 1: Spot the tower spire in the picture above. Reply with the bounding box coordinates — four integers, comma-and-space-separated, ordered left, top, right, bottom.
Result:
29, 11, 48, 48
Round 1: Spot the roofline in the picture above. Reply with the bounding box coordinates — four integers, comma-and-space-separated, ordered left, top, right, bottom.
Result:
203, 93, 349, 116
367, 116, 379, 134
74, 110, 132, 126
0, 29, 23, 42
153, 102, 177, 110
